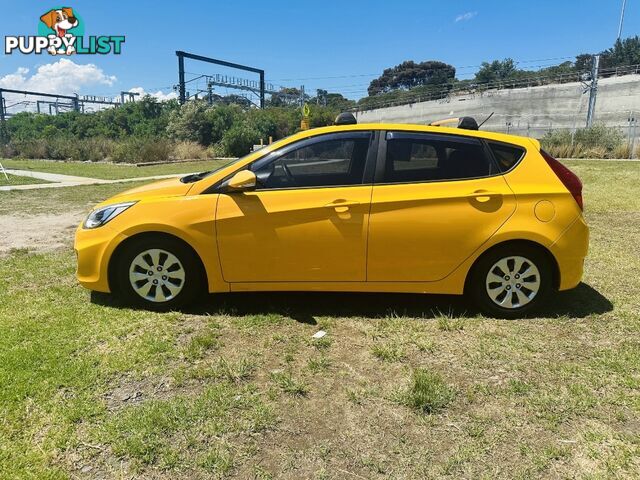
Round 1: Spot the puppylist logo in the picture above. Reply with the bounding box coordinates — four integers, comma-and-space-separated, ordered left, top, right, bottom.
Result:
5, 7, 125, 55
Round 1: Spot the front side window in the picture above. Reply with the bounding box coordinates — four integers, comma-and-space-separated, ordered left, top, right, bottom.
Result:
253, 135, 370, 189
383, 133, 496, 183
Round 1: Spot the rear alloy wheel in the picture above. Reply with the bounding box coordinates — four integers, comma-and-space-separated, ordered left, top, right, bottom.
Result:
115, 237, 203, 310
469, 246, 553, 318
485, 256, 541, 309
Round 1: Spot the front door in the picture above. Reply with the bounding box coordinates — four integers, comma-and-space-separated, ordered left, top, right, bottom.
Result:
216, 131, 375, 283
367, 131, 516, 282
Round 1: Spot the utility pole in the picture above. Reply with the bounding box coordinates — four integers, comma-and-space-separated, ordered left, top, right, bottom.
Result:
0, 90, 6, 145
0, 90, 5, 123
207, 80, 213, 105
629, 112, 637, 159
177, 53, 186, 104
617, 0, 627, 42
586, 55, 600, 128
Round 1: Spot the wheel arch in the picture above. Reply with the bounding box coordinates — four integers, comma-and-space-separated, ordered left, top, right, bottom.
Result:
107, 231, 209, 294
464, 239, 560, 294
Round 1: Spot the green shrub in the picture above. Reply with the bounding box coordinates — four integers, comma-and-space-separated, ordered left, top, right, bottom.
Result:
221, 123, 260, 157
112, 137, 172, 163
9, 139, 48, 159
401, 368, 455, 414
6, 137, 115, 161
74, 138, 116, 161
541, 124, 624, 158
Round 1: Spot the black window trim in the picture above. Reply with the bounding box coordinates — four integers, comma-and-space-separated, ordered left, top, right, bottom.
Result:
374, 130, 511, 186
208, 130, 379, 193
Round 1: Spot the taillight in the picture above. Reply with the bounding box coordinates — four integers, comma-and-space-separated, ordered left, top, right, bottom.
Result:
540, 149, 583, 211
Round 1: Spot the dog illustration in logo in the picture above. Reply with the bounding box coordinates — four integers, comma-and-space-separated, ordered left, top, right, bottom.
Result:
40, 7, 78, 55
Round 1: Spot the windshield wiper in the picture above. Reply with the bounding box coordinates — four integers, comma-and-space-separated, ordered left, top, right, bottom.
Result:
180, 171, 211, 183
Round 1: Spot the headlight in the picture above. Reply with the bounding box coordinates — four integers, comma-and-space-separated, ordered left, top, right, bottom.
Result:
83, 201, 136, 229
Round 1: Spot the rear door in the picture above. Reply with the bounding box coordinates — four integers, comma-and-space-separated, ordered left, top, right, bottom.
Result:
367, 131, 516, 282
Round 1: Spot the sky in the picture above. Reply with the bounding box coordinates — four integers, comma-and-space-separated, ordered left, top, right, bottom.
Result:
1, 0, 639, 104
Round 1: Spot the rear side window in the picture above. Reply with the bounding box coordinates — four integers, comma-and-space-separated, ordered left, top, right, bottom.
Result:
488, 142, 525, 172
382, 132, 496, 183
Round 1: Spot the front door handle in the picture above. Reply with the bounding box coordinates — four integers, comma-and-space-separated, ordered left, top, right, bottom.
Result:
324, 200, 360, 213
467, 190, 501, 202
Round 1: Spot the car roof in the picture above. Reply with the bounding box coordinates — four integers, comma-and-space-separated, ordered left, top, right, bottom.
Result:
293, 122, 540, 150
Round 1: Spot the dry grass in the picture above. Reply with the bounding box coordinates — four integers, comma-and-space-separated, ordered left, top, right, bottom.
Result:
0, 159, 638, 479
172, 141, 212, 160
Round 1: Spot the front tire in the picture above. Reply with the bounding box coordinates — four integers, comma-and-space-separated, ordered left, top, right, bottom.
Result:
114, 236, 204, 310
467, 245, 554, 319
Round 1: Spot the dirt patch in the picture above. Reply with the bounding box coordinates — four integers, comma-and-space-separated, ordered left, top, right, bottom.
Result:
0, 210, 85, 255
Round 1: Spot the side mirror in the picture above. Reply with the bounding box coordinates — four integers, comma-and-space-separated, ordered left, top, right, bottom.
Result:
226, 170, 256, 191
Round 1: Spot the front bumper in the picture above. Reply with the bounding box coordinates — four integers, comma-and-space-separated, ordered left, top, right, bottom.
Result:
74, 223, 124, 293
550, 214, 589, 291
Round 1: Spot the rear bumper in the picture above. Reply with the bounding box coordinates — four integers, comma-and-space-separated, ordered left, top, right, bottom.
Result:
550, 214, 589, 291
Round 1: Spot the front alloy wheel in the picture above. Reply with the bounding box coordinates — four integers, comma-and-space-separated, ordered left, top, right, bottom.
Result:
115, 236, 203, 310
129, 249, 186, 302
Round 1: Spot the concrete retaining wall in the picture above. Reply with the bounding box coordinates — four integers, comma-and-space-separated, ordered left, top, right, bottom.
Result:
354, 74, 640, 139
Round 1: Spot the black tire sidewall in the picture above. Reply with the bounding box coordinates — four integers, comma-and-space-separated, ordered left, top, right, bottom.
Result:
114, 237, 203, 310
469, 245, 553, 319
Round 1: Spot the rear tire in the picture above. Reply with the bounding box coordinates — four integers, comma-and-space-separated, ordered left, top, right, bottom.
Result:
467, 244, 554, 319
114, 236, 204, 310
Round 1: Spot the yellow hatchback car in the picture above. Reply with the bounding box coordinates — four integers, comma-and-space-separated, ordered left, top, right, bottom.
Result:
75, 118, 588, 318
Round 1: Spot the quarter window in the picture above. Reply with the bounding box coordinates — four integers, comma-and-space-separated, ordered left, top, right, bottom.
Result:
488, 142, 525, 172
383, 132, 496, 183
253, 136, 370, 189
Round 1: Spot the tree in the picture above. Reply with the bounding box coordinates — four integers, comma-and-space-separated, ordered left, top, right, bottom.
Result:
474, 59, 519, 83
574, 54, 594, 73
600, 36, 640, 69
268, 87, 309, 107
221, 122, 260, 156
308, 90, 356, 111
166, 101, 214, 145
367, 60, 456, 96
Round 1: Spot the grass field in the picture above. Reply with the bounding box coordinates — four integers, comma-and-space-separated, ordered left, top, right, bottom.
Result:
0, 173, 52, 186
0, 158, 233, 180
0, 160, 638, 479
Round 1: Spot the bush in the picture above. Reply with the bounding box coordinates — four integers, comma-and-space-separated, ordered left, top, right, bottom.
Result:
612, 143, 632, 159
74, 138, 116, 161
221, 123, 260, 157
8, 139, 48, 159
541, 124, 625, 158
401, 369, 455, 414
6, 137, 116, 161
112, 137, 172, 163
166, 101, 225, 145
172, 141, 210, 160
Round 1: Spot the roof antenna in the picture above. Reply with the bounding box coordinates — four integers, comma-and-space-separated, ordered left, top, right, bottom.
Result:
478, 112, 494, 129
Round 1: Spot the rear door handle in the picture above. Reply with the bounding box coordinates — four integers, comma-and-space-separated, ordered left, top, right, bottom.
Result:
467, 190, 501, 202
324, 200, 360, 213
